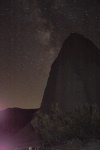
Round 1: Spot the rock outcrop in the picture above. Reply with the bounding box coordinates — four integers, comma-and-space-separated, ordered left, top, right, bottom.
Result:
41, 33, 100, 113
0, 108, 38, 138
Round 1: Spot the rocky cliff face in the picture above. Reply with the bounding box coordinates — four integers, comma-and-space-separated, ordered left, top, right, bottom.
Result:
41, 33, 100, 113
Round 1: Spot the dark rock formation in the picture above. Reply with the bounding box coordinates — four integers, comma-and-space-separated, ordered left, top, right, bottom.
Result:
0, 108, 38, 149
11, 123, 38, 149
0, 108, 38, 138
41, 33, 100, 113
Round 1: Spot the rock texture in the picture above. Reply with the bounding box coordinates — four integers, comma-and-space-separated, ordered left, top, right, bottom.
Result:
0, 108, 38, 140
11, 123, 38, 149
41, 33, 100, 113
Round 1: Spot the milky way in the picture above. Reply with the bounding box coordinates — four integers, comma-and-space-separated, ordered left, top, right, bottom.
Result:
0, 0, 99, 110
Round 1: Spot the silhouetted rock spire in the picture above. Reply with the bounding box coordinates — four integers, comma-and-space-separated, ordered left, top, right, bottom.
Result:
41, 33, 100, 113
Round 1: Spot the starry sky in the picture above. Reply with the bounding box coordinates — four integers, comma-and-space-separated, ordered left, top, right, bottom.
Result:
0, 0, 99, 110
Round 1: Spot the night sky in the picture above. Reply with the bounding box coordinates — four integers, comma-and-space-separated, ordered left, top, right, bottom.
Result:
0, 0, 99, 110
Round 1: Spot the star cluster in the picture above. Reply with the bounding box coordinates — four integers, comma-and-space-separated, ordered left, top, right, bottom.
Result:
0, 0, 99, 110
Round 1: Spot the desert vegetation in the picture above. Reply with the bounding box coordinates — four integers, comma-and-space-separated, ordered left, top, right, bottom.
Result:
32, 103, 100, 147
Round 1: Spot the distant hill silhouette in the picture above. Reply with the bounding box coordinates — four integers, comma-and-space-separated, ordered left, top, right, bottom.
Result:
41, 33, 100, 113
0, 107, 38, 139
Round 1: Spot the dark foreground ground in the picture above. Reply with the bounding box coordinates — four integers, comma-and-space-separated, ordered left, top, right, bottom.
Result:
1, 125, 100, 150
1, 138, 100, 150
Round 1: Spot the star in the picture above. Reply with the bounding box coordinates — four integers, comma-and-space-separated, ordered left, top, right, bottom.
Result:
0, 0, 99, 110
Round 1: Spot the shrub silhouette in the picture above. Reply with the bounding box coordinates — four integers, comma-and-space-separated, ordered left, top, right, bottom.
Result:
32, 103, 100, 146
